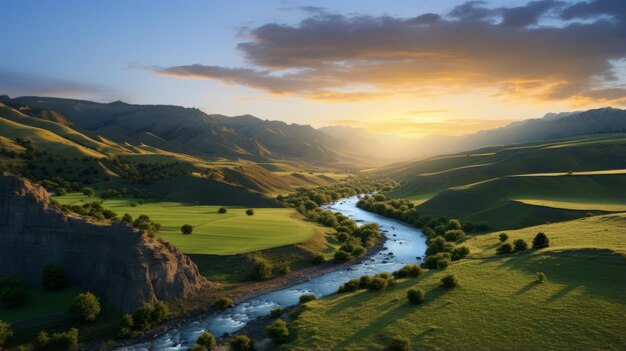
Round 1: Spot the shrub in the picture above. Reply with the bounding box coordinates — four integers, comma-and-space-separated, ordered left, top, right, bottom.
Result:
393, 264, 423, 279
0, 321, 13, 347
312, 253, 325, 264
37, 330, 49, 346
338, 279, 360, 293
49, 328, 79, 349
122, 213, 133, 224
218, 207, 227, 214
407, 288, 426, 304
229, 335, 254, 351
253, 259, 272, 280
71, 292, 101, 322
245, 209, 254, 216
513, 239, 528, 252
270, 307, 283, 318
444, 229, 466, 242
388, 335, 411, 351
446, 219, 462, 231
195, 331, 216, 350
498, 233, 509, 242
279, 264, 291, 275
359, 275, 373, 289
266, 318, 290, 344
43, 264, 68, 290
181, 224, 193, 235
83, 187, 94, 197
451, 246, 470, 261
367, 277, 389, 291
496, 242, 513, 255
119, 314, 138, 338
424, 252, 451, 269
440, 274, 459, 289
151, 301, 169, 324
213, 296, 234, 309
132, 304, 155, 331
532, 232, 550, 249
299, 294, 316, 303
536, 272, 547, 283
0, 276, 27, 307
333, 250, 351, 263
352, 246, 366, 257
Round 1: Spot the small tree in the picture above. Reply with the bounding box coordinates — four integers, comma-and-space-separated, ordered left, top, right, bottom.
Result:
299, 294, 316, 303
440, 274, 459, 289
536, 272, 547, 283
43, 264, 68, 290
270, 307, 283, 318
122, 213, 133, 224
452, 246, 470, 261
229, 335, 254, 351
181, 224, 193, 235
496, 242, 513, 255
218, 207, 227, 214
83, 187, 94, 197
245, 209, 254, 216
388, 335, 411, 351
151, 301, 169, 323
407, 288, 425, 304
333, 250, 351, 263
266, 318, 290, 344
253, 259, 272, 280
444, 229, 466, 242
71, 292, 101, 322
513, 239, 528, 252
0, 321, 13, 347
532, 232, 550, 249
195, 331, 216, 350
498, 233, 509, 242
213, 296, 234, 309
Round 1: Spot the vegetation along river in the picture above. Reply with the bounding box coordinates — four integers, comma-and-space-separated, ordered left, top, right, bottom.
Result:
117, 195, 427, 350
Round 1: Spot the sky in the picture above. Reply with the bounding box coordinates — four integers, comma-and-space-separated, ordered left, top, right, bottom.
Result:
2, 0, 625, 138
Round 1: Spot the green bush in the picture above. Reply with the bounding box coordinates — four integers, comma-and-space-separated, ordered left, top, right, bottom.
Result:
213, 296, 234, 309
0, 276, 27, 307
513, 239, 528, 252
71, 292, 101, 322
451, 246, 470, 261
532, 232, 550, 249
393, 264, 423, 278
299, 294, 316, 303
338, 279, 360, 293
496, 242, 513, 255
181, 224, 193, 235
359, 275, 373, 289
0, 321, 13, 347
253, 259, 273, 280
368, 276, 389, 291
246, 209, 254, 216
46, 328, 79, 349
444, 229, 466, 242
312, 253, 325, 264
424, 252, 451, 269
43, 264, 68, 290
83, 187, 94, 197
195, 331, 216, 350
122, 213, 133, 224
407, 288, 426, 304
498, 233, 509, 242
270, 307, 283, 318
37, 330, 49, 346
218, 207, 227, 214
229, 335, 254, 351
151, 301, 169, 324
266, 318, 290, 344
279, 264, 291, 275
388, 335, 411, 351
536, 272, 547, 283
333, 250, 351, 263
440, 274, 459, 289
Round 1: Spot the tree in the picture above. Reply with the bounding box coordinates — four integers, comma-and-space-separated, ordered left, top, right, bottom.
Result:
532, 232, 550, 249
253, 259, 272, 280
0, 321, 13, 347
513, 239, 528, 252
246, 209, 254, 216
181, 224, 193, 234
452, 246, 470, 261
393, 264, 422, 278
270, 307, 283, 318
440, 274, 459, 289
446, 219, 462, 231
388, 335, 411, 351
43, 264, 68, 290
333, 250, 351, 263
444, 229, 466, 242
496, 242, 513, 255
151, 301, 169, 323
229, 335, 254, 351
218, 207, 227, 214
71, 292, 101, 322
213, 296, 234, 309
498, 233, 509, 242
299, 294, 316, 303
83, 187, 94, 197
122, 213, 133, 224
195, 331, 216, 350
266, 318, 290, 344
407, 288, 425, 304
48, 328, 79, 349
536, 272, 547, 283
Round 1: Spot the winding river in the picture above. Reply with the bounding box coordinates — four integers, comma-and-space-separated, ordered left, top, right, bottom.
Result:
116, 196, 427, 350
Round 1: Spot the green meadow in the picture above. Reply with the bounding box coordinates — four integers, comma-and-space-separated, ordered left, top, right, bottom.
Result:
54, 193, 317, 255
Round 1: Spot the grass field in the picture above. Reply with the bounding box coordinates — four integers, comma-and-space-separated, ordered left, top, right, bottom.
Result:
284, 214, 626, 351
54, 193, 318, 255
0, 288, 78, 323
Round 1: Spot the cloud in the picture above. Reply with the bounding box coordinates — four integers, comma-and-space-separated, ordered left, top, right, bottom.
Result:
155, 1, 626, 105
0, 70, 114, 100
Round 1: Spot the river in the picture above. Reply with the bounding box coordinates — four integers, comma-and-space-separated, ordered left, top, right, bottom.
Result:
116, 195, 427, 350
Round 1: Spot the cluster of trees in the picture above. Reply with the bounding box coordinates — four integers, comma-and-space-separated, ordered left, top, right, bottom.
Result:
119, 301, 169, 338
107, 157, 191, 184
99, 187, 153, 200
121, 214, 161, 236
496, 232, 549, 255
57, 201, 118, 222
338, 272, 397, 293
36, 328, 79, 350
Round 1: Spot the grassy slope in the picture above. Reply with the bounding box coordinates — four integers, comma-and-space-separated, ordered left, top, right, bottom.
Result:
285, 214, 626, 351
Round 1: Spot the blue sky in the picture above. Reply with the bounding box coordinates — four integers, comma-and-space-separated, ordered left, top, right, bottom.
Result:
2, 0, 625, 136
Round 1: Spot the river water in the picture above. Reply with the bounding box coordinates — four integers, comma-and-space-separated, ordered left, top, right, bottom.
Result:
116, 196, 427, 350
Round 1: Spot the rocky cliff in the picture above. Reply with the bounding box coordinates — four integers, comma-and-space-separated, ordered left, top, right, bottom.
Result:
0, 172, 208, 311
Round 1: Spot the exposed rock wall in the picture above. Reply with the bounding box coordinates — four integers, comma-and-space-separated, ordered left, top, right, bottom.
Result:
0, 172, 208, 311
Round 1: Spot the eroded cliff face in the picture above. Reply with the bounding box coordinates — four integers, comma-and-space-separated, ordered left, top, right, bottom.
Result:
0, 172, 208, 311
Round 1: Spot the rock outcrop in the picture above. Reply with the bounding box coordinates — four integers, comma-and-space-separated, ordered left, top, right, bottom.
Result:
0, 172, 208, 311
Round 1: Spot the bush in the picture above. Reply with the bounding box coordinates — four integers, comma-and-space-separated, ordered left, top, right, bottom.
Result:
312, 253, 325, 264
71, 292, 101, 322
0, 321, 13, 347
532, 232, 550, 249
151, 301, 169, 324
440, 274, 459, 289
213, 296, 234, 309
83, 187, 94, 197
0, 276, 27, 307
451, 246, 470, 261
536, 272, 547, 283
388, 335, 411, 351
195, 331, 216, 350
37, 330, 49, 346
333, 250, 351, 263
513, 239, 528, 252
181, 224, 193, 235
393, 264, 423, 279
266, 318, 290, 344
270, 307, 283, 318
444, 229, 466, 242
446, 219, 462, 231
407, 288, 425, 304
299, 294, 316, 303
359, 275, 373, 289
122, 213, 133, 224
119, 314, 138, 338
49, 328, 79, 349
120, 301, 169, 336
367, 277, 389, 291
229, 335, 254, 351
218, 207, 227, 214
43, 264, 68, 290
424, 252, 451, 269
496, 242, 513, 255
338, 279, 360, 293
246, 209, 254, 216
498, 233, 509, 242
279, 264, 291, 275
253, 259, 272, 280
